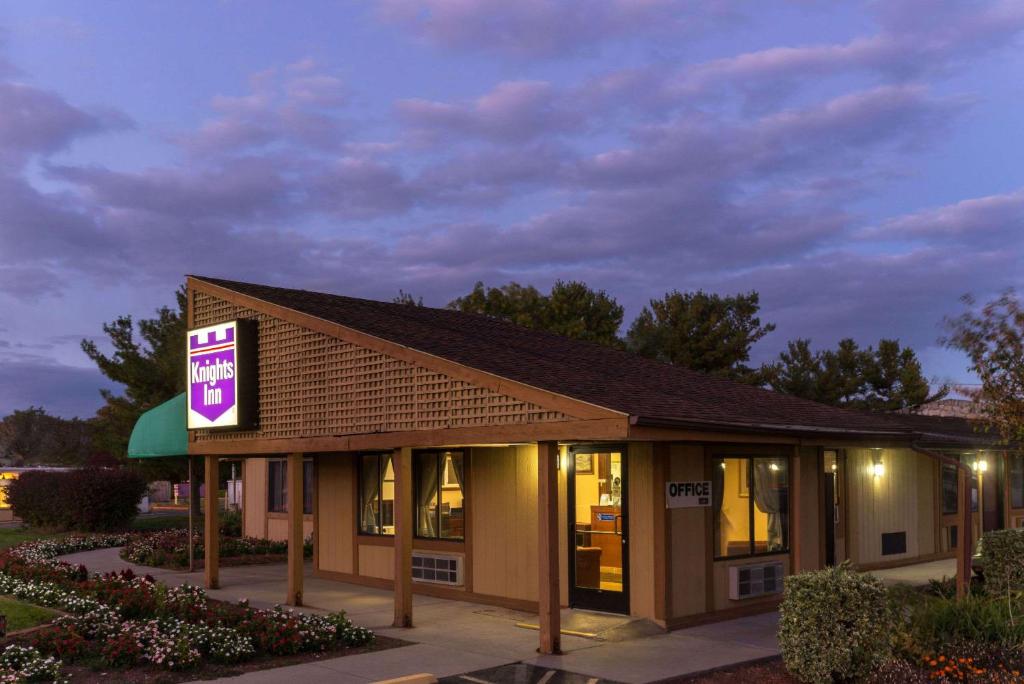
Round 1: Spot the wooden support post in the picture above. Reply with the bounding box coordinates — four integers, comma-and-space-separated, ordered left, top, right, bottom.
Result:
393, 447, 413, 628
287, 453, 304, 606
187, 456, 196, 573
204, 455, 220, 590
537, 441, 561, 655
791, 447, 802, 575
652, 442, 671, 624
957, 465, 972, 599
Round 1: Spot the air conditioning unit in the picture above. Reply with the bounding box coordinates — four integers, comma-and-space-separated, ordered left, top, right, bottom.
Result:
728, 561, 784, 600
411, 552, 464, 586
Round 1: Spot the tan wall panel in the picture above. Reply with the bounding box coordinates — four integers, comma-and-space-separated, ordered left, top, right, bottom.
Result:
713, 554, 790, 611
628, 442, 656, 620
471, 445, 540, 602
669, 444, 707, 618
359, 543, 394, 580
798, 447, 821, 572
243, 458, 266, 538
848, 448, 931, 565
317, 457, 355, 574
917, 455, 937, 556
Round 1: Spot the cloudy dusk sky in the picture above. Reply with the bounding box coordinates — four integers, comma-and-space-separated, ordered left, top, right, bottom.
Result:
1, 1, 1023, 418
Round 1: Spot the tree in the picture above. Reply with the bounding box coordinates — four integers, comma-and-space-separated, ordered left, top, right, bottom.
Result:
762, 337, 943, 410
393, 290, 422, 306
81, 287, 187, 469
0, 407, 92, 465
944, 291, 1024, 443
449, 281, 624, 348
625, 290, 775, 379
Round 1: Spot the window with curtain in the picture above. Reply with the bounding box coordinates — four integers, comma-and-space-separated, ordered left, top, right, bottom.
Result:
713, 456, 789, 559
941, 463, 959, 515
415, 451, 465, 540
359, 453, 395, 535
268, 460, 286, 513
1011, 455, 1024, 510
303, 460, 314, 515
267, 458, 314, 515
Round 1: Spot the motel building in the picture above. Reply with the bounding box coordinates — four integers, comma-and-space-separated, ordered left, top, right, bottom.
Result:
134, 275, 1020, 654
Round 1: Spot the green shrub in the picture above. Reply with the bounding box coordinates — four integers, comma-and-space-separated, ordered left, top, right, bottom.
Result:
219, 509, 242, 538
980, 529, 1024, 595
903, 593, 1024, 652
8, 469, 148, 532
779, 562, 894, 683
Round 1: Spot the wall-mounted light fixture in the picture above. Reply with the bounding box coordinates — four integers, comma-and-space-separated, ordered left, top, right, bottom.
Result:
871, 451, 885, 478
769, 463, 780, 472
973, 459, 988, 473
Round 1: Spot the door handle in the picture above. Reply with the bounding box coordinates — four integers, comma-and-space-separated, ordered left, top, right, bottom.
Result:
614, 514, 622, 536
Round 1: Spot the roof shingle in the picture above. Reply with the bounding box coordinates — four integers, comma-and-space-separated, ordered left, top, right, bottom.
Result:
193, 276, 909, 437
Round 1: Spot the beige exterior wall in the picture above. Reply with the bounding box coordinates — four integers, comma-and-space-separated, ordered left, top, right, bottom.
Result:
669, 444, 707, 618
241, 458, 313, 542
317, 456, 355, 575
846, 447, 936, 566
231, 439, 953, 624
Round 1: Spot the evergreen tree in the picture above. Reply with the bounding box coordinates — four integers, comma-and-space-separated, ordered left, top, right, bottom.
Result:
625, 290, 775, 380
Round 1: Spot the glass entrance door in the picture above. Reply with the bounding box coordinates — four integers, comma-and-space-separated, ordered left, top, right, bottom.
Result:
568, 445, 628, 614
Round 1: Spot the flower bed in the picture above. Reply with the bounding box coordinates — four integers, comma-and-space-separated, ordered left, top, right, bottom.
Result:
0, 535, 379, 681
121, 529, 312, 569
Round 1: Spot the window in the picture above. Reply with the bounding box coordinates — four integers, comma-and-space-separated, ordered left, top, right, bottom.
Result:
415, 451, 465, 540
268, 460, 286, 513
941, 464, 959, 515
267, 459, 314, 515
713, 456, 789, 558
359, 453, 395, 535
1011, 455, 1024, 510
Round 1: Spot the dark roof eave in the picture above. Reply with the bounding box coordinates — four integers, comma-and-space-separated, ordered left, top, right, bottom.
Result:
630, 414, 912, 439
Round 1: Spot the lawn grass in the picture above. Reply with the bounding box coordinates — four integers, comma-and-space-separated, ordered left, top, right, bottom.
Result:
0, 596, 58, 632
130, 513, 189, 532
0, 527, 56, 551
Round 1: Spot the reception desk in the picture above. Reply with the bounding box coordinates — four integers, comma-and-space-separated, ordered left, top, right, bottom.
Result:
589, 505, 622, 568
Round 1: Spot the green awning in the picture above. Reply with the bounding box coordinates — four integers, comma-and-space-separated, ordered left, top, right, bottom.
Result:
128, 393, 188, 458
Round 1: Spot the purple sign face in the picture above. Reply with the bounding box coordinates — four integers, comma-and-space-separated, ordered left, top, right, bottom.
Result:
187, 322, 239, 429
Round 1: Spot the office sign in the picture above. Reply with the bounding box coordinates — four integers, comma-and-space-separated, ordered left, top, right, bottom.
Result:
666, 481, 711, 508
187, 319, 258, 430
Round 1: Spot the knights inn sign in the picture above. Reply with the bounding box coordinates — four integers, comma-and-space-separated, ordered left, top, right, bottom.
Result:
186, 319, 258, 431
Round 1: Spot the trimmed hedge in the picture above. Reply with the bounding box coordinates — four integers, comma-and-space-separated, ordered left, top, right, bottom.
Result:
779, 562, 895, 683
980, 528, 1024, 595
8, 468, 147, 532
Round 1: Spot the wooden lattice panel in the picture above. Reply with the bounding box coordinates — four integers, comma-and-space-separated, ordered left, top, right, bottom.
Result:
190, 290, 575, 442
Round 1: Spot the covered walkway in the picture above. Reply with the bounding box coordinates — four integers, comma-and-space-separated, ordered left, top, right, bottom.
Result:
59, 547, 780, 683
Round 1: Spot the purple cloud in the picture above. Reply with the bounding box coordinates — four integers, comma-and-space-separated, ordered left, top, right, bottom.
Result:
376, 0, 736, 58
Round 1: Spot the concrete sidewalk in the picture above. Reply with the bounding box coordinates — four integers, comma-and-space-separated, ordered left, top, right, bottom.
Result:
58, 547, 779, 683
868, 558, 957, 587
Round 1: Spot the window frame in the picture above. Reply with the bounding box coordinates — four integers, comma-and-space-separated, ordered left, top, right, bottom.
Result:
267, 459, 286, 513
413, 449, 466, 542
1011, 454, 1024, 511
941, 463, 959, 516
357, 452, 395, 537
711, 453, 792, 561
266, 458, 314, 515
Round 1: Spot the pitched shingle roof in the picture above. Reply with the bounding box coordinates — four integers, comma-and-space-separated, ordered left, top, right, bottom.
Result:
193, 276, 910, 437
889, 412, 1004, 449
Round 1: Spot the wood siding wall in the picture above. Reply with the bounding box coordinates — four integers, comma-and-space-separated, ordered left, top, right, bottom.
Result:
471, 446, 541, 602
317, 457, 355, 575
846, 448, 936, 566
241, 458, 313, 542
669, 444, 707, 618
628, 442, 656, 621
